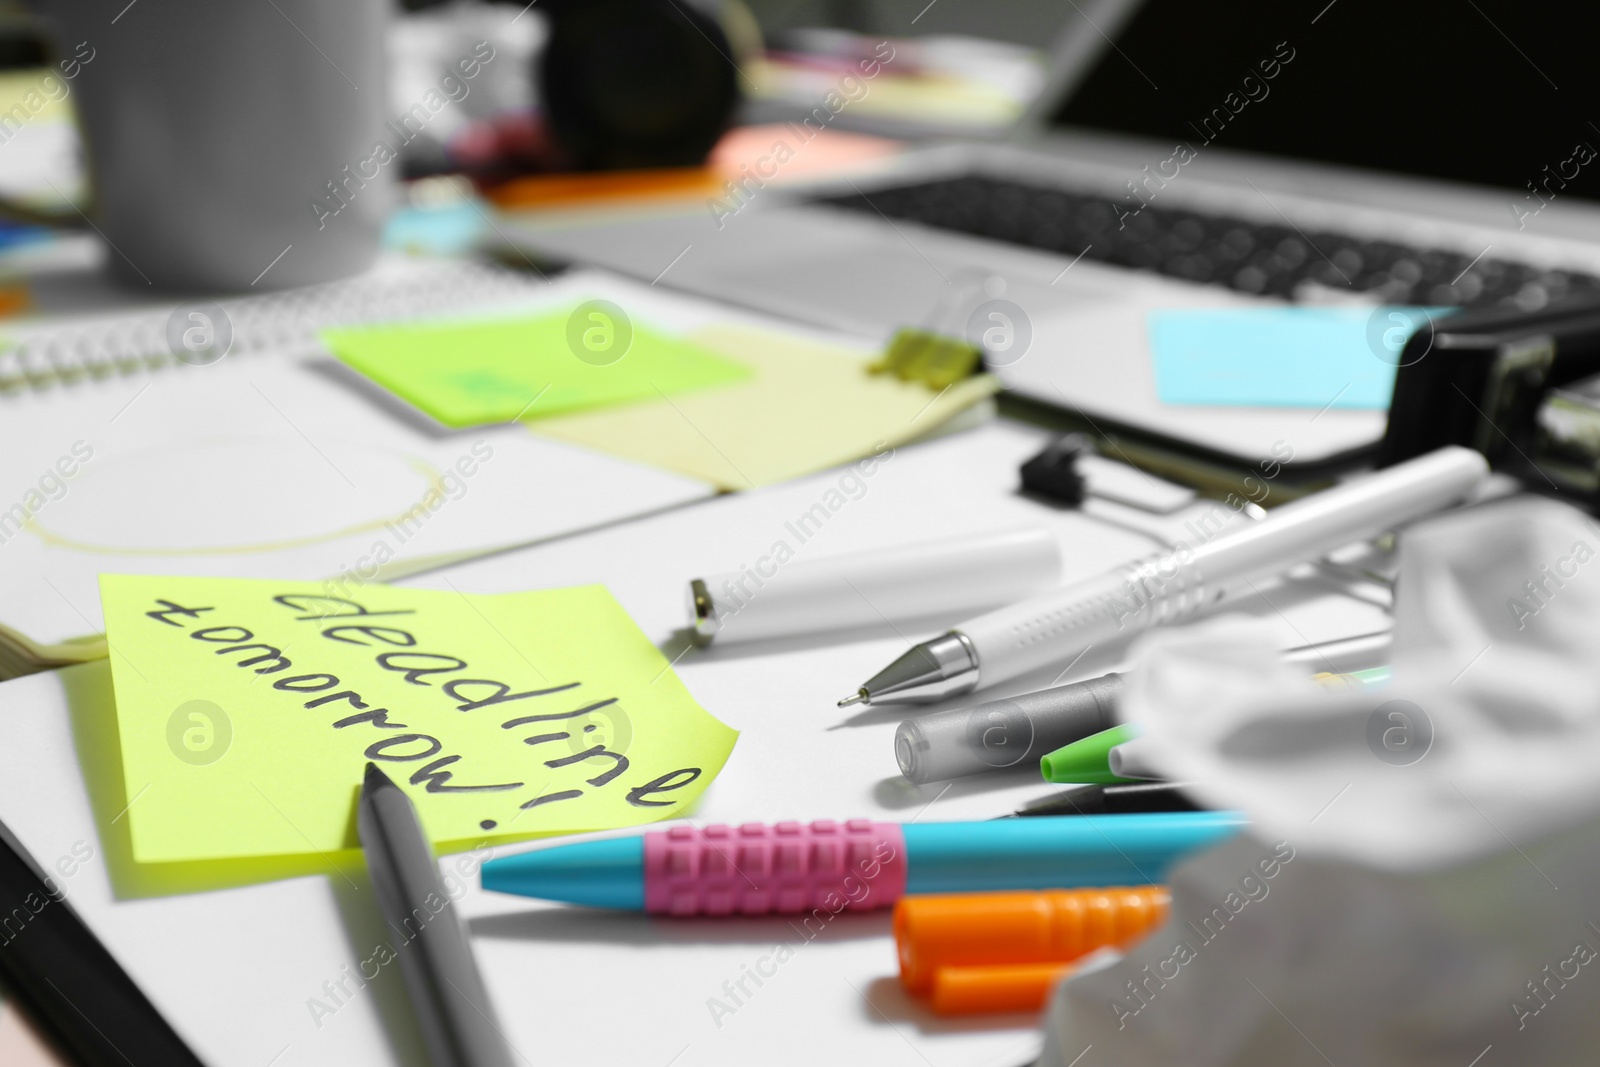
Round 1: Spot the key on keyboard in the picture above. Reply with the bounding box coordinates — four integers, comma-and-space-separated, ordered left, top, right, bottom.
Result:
815, 175, 1600, 311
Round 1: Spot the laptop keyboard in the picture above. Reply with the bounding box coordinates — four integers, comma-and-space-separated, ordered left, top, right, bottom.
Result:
814, 174, 1600, 310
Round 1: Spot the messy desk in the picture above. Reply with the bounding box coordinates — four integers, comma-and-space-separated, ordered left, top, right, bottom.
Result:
6, 1, 1600, 1066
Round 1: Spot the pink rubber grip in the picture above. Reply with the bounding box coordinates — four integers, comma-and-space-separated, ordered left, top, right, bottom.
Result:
643, 819, 909, 916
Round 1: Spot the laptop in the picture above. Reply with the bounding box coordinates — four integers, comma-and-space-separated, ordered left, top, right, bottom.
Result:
503, 0, 1600, 473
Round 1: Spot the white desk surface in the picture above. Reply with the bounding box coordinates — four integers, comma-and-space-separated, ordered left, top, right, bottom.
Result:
0, 417, 1387, 1067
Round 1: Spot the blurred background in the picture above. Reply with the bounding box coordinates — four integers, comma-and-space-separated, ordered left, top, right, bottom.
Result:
0, 0, 1051, 214
0, 0, 1078, 301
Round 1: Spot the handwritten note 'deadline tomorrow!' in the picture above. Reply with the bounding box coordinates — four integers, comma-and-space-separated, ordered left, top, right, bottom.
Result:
99, 575, 738, 866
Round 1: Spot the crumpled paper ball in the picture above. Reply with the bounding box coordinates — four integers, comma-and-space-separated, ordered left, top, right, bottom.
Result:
1037, 496, 1600, 1067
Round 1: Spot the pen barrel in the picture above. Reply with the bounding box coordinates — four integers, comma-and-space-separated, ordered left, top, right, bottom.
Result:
965, 446, 1485, 686
360, 782, 514, 1067
894, 673, 1123, 784
895, 885, 1171, 994
963, 563, 1184, 686
692, 527, 1059, 643
0, 818, 205, 1066
1030, 782, 1203, 816
901, 812, 1243, 894
1280, 629, 1393, 673
643, 820, 909, 916
1187, 444, 1488, 594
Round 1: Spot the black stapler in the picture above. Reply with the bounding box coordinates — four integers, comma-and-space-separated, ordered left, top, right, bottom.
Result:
1379, 297, 1600, 507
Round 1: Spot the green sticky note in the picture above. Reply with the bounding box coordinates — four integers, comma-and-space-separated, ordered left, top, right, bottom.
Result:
99, 575, 738, 868
322, 304, 751, 428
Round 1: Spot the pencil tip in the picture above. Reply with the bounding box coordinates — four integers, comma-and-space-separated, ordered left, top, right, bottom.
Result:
363, 762, 390, 790
837, 691, 866, 708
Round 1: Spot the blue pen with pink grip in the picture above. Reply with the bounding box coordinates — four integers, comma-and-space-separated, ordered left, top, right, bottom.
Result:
480, 812, 1243, 915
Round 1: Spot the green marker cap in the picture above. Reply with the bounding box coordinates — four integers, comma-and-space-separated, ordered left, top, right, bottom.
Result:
1040, 723, 1144, 784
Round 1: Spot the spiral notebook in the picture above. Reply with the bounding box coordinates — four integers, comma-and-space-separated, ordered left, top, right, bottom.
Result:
0, 258, 715, 660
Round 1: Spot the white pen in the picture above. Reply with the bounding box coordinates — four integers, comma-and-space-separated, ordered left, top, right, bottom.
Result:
839, 446, 1488, 706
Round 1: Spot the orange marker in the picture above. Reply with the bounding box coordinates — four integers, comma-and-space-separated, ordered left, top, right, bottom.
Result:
895, 885, 1170, 995
930, 962, 1074, 1016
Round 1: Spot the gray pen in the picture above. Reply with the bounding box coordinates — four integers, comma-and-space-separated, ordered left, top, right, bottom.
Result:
358, 764, 515, 1067
893, 629, 1392, 784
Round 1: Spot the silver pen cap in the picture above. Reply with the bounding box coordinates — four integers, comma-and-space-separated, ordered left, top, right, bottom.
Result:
838, 631, 979, 707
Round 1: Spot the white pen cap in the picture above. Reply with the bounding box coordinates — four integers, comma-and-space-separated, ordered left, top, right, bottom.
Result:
1106, 737, 1164, 781
688, 526, 1061, 645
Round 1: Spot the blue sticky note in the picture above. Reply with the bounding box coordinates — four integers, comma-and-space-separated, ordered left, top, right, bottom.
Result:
382, 201, 488, 257
1148, 307, 1448, 410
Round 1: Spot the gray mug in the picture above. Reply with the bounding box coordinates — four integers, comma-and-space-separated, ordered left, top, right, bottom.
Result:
20, 0, 391, 291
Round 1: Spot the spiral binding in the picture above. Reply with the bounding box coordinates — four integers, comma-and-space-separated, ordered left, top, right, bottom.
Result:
0, 259, 540, 392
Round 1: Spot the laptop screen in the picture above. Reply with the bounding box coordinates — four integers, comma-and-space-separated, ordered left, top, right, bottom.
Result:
1050, 0, 1600, 207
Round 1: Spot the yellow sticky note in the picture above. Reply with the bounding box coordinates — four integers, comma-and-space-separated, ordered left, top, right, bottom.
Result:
99, 575, 737, 868
529, 323, 1001, 490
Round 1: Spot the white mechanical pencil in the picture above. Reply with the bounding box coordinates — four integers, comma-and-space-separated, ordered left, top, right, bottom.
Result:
839, 445, 1488, 707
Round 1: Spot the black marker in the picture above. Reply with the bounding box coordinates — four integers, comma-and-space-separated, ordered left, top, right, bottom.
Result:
998, 782, 1203, 819
0, 814, 204, 1066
